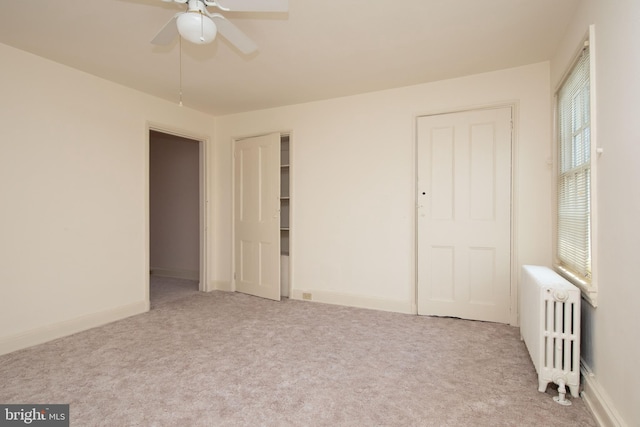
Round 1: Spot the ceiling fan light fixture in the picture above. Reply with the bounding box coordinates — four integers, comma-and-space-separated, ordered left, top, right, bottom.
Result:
176, 11, 217, 44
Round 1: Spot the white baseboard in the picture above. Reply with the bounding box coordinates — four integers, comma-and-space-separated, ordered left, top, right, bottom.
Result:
581, 363, 628, 427
290, 289, 413, 314
0, 301, 149, 356
211, 280, 233, 292
150, 268, 199, 280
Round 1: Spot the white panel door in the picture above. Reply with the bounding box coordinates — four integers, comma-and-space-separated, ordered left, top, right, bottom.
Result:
417, 108, 512, 323
234, 133, 281, 301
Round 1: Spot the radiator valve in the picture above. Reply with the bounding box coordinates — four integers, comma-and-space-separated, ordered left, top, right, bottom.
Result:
553, 377, 572, 406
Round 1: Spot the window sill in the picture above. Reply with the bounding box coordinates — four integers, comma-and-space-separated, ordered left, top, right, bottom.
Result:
555, 265, 598, 307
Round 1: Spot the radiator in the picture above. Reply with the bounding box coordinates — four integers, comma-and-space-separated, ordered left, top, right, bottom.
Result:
520, 265, 581, 405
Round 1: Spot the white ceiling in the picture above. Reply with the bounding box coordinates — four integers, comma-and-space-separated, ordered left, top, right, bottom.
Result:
0, 0, 580, 116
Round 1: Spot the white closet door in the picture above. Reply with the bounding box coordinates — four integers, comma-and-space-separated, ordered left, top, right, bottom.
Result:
417, 108, 512, 323
234, 133, 281, 300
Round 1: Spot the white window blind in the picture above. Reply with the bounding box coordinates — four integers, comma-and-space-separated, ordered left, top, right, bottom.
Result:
556, 43, 591, 282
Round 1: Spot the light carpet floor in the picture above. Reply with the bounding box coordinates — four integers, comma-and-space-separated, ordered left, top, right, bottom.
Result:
0, 276, 597, 426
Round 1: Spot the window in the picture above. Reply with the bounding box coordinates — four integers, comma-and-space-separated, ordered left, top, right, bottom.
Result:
555, 35, 597, 305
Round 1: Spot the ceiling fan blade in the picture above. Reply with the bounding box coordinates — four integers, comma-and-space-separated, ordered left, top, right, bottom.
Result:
150, 14, 180, 45
209, 14, 258, 54
210, 0, 288, 12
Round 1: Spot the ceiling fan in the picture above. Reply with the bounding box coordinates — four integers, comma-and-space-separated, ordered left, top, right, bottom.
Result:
151, 0, 288, 54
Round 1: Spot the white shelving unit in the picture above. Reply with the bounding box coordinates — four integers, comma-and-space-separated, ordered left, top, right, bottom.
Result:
280, 135, 290, 297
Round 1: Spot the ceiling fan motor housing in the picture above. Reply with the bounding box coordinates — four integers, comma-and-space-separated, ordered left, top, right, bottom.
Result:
177, 12, 217, 44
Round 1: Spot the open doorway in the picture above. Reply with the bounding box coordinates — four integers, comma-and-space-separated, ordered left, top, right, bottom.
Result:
149, 129, 205, 307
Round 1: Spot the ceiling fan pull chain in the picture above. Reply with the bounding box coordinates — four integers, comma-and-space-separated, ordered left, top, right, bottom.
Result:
179, 37, 184, 107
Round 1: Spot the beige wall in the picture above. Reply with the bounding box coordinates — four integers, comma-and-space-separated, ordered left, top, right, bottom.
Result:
0, 43, 215, 355
1, 5, 635, 422
213, 62, 553, 317
3, 9, 635, 423
149, 132, 200, 279
551, 1, 639, 425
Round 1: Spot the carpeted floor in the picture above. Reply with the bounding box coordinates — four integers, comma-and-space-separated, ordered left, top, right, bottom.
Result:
0, 276, 597, 426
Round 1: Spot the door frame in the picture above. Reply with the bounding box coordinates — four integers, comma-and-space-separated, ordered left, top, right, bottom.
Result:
413, 102, 519, 326
146, 123, 210, 295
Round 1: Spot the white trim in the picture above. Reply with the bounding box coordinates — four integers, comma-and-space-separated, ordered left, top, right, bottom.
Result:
412, 111, 422, 315
211, 280, 233, 292
0, 301, 149, 356
199, 135, 210, 292
581, 363, 628, 427
290, 289, 413, 314
509, 103, 520, 327
587, 24, 599, 306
